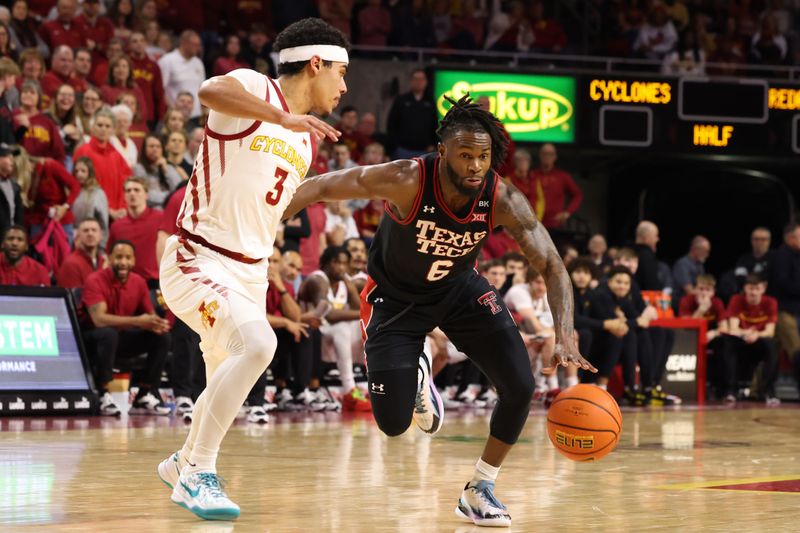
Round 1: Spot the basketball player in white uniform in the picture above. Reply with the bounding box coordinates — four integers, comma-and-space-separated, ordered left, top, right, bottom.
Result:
155, 19, 350, 521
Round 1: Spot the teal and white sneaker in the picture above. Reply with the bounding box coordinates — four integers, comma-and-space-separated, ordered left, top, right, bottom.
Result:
455, 480, 511, 527
171, 470, 240, 521
157, 450, 183, 489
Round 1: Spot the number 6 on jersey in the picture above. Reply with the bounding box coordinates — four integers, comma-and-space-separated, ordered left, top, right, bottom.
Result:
426, 259, 454, 281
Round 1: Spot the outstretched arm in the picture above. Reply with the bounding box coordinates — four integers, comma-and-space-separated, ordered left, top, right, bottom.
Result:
493, 179, 597, 373
198, 75, 340, 142
284, 159, 420, 220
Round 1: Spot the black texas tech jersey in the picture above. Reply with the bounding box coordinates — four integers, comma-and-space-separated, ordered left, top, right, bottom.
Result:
367, 152, 499, 304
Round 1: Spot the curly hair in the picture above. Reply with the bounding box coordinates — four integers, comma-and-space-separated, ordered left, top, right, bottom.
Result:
436, 94, 509, 171
273, 18, 351, 77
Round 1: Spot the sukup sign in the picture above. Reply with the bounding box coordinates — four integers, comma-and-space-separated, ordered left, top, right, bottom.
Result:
434, 70, 576, 143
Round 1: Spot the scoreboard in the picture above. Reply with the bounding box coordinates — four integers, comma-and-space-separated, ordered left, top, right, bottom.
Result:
581, 76, 798, 156
434, 68, 800, 157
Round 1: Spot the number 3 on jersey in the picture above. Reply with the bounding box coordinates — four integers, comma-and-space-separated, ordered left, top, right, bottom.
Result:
265, 167, 289, 206
426, 259, 454, 281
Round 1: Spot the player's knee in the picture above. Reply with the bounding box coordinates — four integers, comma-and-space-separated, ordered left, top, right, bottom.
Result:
497, 372, 534, 410
239, 325, 278, 368
373, 411, 413, 437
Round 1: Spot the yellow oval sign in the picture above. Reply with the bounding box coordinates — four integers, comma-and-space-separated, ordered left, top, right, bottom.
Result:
437, 81, 574, 134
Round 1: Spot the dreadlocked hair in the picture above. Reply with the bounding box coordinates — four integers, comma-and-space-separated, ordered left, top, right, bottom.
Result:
436, 94, 509, 170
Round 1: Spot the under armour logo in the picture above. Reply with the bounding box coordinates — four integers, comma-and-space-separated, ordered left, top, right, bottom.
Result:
374, 297, 384, 303
371, 383, 385, 394
479, 200, 489, 207
478, 291, 502, 315
423, 205, 436, 213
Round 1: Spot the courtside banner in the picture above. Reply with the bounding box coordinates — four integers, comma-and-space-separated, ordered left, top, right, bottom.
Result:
434, 69, 576, 143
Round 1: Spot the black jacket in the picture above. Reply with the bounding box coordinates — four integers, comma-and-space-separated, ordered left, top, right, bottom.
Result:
769, 244, 800, 314
386, 92, 438, 151
587, 284, 639, 330
634, 243, 664, 291
0, 178, 23, 238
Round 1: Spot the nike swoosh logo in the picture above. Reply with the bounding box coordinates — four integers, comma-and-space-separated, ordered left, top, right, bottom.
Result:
181, 481, 200, 498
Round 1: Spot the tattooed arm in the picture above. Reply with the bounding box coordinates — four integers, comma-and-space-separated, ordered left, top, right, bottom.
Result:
493, 179, 597, 373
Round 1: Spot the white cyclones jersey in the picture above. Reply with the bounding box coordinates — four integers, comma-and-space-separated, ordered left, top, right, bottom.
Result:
177, 69, 314, 260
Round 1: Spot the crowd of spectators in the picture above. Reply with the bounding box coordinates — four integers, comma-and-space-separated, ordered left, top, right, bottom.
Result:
0, 0, 797, 420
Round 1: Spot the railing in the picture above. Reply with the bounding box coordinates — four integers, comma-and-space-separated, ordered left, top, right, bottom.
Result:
349, 44, 800, 81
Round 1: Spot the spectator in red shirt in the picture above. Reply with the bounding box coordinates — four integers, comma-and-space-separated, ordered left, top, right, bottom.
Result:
21, 154, 80, 242
529, 143, 582, 229
247, 245, 314, 419
73, 108, 131, 218
357, 0, 392, 46
336, 106, 369, 163
100, 55, 149, 123
38, 0, 87, 52
679, 273, 727, 338
16, 48, 45, 95
13, 81, 66, 163
353, 199, 382, 244
41, 46, 87, 103
108, 176, 162, 285
56, 217, 106, 288
299, 202, 326, 276
25, 0, 57, 20
0, 224, 50, 285
90, 37, 124, 88
74, 0, 114, 61
723, 274, 779, 405
213, 35, 249, 77
527, 1, 568, 52
73, 48, 92, 93
128, 31, 165, 125
81, 239, 171, 416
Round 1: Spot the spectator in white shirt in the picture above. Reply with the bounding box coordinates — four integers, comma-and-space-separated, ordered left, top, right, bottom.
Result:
158, 30, 205, 118
109, 104, 137, 169
634, 4, 678, 60
324, 200, 359, 246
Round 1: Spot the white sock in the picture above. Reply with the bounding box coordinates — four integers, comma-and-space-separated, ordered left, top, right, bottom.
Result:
547, 375, 559, 390
565, 376, 579, 388
472, 458, 500, 483
596, 383, 608, 390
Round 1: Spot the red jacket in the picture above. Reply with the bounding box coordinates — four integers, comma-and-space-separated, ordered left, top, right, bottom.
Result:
56, 248, 105, 289
39, 18, 87, 51
74, 137, 131, 211
13, 111, 66, 164
522, 167, 583, 229
0, 255, 50, 286
74, 15, 115, 57
130, 54, 167, 123
24, 159, 81, 226
41, 70, 88, 99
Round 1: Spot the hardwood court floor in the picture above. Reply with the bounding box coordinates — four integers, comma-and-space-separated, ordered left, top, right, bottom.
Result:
1, 404, 799, 532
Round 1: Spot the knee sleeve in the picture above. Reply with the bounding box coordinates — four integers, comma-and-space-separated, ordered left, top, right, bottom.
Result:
228, 321, 278, 369
368, 367, 417, 437
449, 327, 534, 445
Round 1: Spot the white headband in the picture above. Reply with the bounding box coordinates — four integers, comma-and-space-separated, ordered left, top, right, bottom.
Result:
278, 45, 349, 65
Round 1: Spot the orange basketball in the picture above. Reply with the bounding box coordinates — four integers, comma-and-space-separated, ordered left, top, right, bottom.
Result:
546, 384, 622, 462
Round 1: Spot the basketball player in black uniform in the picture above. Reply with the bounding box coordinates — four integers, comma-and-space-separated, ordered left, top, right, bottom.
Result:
284, 95, 596, 527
